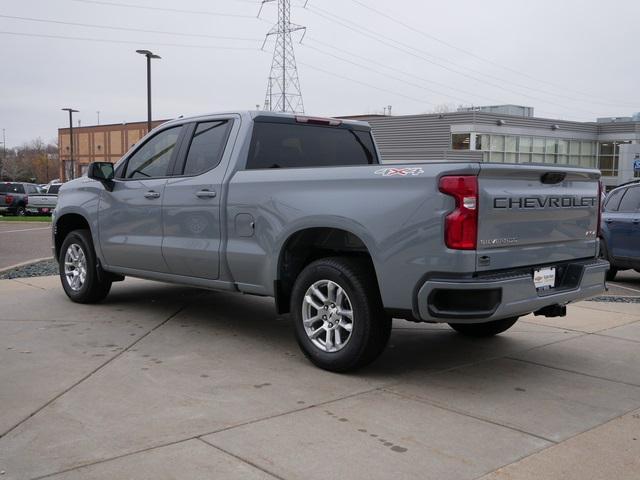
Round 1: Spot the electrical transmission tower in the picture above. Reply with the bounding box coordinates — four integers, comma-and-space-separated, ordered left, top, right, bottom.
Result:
260, 0, 306, 113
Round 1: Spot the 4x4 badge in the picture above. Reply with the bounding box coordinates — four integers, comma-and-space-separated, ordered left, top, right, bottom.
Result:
374, 167, 424, 177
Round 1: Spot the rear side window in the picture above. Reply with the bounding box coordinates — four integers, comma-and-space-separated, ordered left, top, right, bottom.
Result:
604, 189, 625, 211
182, 120, 232, 176
618, 187, 640, 212
47, 184, 61, 194
247, 122, 377, 169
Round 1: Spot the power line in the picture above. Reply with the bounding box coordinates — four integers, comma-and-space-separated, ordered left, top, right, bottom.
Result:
0, 14, 262, 42
348, 0, 634, 108
72, 0, 257, 18
303, 3, 603, 117
0, 30, 262, 50
298, 61, 436, 109
301, 40, 587, 120
304, 38, 501, 106
302, 42, 475, 106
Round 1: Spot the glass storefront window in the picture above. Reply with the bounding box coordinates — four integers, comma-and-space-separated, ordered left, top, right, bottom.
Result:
451, 133, 471, 150
490, 135, 505, 152
505, 136, 517, 152
557, 140, 568, 155
532, 138, 545, 154
519, 137, 532, 153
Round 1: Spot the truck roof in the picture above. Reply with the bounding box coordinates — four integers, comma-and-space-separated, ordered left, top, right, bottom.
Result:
159, 111, 371, 130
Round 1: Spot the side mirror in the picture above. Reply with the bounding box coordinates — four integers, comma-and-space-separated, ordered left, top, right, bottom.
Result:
87, 162, 115, 191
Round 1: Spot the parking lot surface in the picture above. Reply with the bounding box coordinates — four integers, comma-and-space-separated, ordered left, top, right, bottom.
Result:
1, 275, 639, 479
0, 222, 52, 270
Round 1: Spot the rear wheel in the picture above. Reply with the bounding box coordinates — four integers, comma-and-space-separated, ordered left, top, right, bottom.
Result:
15, 205, 26, 216
291, 257, 391, 372
605, 268, 618, 281
59, 229, 112, 303
449, 316, 519, 337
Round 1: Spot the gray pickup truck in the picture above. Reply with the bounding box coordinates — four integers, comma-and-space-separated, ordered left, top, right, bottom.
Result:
52, 111, 607, 371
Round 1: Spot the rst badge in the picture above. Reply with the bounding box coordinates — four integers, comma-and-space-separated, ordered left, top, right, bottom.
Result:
374, 167, 424, 177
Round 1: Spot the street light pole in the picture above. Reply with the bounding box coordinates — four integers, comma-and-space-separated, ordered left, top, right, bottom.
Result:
61, 108, 79, 180
135, 49, 161, 133
1, 128, 5, 180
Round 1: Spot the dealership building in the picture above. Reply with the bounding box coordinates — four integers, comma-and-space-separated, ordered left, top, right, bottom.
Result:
350, 105, 640, 190
59, 105, 640, 189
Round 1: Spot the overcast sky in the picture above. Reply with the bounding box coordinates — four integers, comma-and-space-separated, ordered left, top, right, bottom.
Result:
1, 0, 639, 147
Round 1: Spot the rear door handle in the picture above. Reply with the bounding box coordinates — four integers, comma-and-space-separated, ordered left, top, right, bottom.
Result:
633, 219, 640, 224
196, 189, 217, 199
144, 190, 161, 199
604, 219, 613, 223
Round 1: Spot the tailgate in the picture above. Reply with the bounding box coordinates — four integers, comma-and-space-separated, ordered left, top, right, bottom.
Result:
476, 164, 599, 271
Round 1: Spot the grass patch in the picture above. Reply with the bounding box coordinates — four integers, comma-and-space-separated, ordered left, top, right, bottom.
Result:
0, 215, 52, 222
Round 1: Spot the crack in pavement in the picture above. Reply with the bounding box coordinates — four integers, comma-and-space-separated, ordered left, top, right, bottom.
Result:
0, 303, 190, 440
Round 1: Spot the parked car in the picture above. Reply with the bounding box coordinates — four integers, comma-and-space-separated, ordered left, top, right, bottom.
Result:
27, 183, 61, 215
52, 111, 607, 371
600, 180, 640, 280
0, 182, 39, 216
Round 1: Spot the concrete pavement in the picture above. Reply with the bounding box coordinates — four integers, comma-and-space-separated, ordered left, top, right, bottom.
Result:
0, 222, 52, 270
0, 275, 639, 479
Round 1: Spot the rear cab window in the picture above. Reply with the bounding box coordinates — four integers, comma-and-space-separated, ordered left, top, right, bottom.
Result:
0, 183, 25, 194
247, 120, 378, 170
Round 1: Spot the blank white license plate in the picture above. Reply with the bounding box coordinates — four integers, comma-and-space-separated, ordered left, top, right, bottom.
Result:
534, 267, 556, 290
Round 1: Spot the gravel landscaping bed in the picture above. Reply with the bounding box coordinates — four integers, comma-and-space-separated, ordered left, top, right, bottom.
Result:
585, 295, 640, 303
0, 260, 58, 279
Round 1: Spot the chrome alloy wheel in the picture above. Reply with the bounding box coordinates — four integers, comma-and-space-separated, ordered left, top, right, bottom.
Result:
64, 243, 87, 291
302, 279, 354, 353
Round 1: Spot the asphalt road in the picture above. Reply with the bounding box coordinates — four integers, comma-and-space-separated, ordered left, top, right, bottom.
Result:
0, 221, 52, 270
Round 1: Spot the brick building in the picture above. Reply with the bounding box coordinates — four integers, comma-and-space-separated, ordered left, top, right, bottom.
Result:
58, 119, 167, 181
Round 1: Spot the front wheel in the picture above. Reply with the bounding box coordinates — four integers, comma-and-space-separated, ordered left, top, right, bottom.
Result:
59, 229, 112, 303
290, 257, 391, 372
449, 316, 519, 337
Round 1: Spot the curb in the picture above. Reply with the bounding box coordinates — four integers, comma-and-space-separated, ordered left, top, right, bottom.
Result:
0, 257, 54, 274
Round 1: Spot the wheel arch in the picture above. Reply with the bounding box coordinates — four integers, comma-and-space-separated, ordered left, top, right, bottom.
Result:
274, 226, 379, 314
54, 213, 92, 260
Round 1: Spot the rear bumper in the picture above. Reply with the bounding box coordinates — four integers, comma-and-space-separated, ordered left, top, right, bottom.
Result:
416, 258, 608, 324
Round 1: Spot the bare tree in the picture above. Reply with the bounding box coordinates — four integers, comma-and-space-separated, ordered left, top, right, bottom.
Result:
428, 103, 459, 114
3, 138, 60, 183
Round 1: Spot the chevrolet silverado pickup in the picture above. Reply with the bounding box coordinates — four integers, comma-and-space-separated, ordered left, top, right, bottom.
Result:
52, 111, 608, 371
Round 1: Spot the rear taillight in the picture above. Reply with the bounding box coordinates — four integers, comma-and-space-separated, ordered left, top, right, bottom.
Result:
597, 180, 603, 236
439, 175, 478, 250
5, 195, 13, 204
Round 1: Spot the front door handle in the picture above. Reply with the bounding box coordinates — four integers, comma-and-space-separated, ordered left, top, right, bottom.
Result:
633, 219, 640, 224
604, 219, 613, 223
144, 190, 161, 199
196, 189, 217, 199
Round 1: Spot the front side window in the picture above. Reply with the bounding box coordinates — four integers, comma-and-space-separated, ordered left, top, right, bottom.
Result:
618, 187, 640, 212
123, 126, 181, 179
247, 123, 377, 169
182, 121, 232, 176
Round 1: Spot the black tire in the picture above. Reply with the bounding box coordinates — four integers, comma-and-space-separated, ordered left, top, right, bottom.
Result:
59, 229, 112, 303
15, 205, 26, 216
448, 316, 519, 337
290, 257, 391, 372
600, 239, 617, 281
